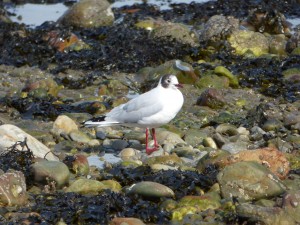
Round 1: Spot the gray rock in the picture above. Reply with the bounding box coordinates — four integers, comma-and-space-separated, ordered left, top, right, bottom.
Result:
0, 124, 58, 161
0, 170, 27, 206
58, 0, 114, 28
216, 124, 238, 136
171, 146, 202, 159
111, 139, 129, 151
262, 118, 283, 131
250, 126, 266, 141
282, 190, 300, 223
221, 141, 248, 154
151, 23, 199, 46
212, 133, 228, 148
128, 181, 174, 198
96, 130, 106, 140
284, 111, 300, 127
217, 161, 286, 201
31, 161, 70, 188
203, 137, 217, 149
156, 130, 185, 146
69, 130, 92, 143
198, 15, 239, 42
237, 203, 296, 225
184, 129, 209, 147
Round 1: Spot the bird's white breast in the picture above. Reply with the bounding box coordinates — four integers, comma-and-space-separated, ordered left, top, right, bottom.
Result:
138, 87, 184, 127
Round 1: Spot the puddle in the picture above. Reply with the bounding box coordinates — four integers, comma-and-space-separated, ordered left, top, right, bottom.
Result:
111, 0, 212, 10
6, 3, 68, 27
87, 154, 122, 169
287, 18, 300, 28
5, 0, 212, 27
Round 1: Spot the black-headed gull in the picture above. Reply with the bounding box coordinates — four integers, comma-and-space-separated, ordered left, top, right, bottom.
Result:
84, 74, 184, 155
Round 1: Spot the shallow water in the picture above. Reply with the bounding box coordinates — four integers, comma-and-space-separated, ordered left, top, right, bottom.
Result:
87, 154, 122, 169
6, 3, 68, 27
6, 0, 212, 27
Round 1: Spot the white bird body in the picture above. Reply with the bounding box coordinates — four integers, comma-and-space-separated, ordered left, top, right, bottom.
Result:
84, 74, 184, 154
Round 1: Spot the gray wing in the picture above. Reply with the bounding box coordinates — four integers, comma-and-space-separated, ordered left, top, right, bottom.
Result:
106, 90, 163, 124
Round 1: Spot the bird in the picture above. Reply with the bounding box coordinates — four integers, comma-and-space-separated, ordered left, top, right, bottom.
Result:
84, 74, 184, 155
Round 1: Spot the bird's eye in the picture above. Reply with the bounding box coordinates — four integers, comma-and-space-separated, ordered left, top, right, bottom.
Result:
167, 79, 171, 83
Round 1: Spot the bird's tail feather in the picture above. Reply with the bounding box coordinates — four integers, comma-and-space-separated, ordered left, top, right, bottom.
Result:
84, 120, 120, 127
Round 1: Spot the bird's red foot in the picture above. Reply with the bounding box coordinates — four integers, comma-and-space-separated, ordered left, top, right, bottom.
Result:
146, 146, 159, 155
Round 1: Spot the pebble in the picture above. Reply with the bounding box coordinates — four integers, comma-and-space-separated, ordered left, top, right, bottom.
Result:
128, 181, 175, 198
156, 130, 186, 146
202, 137, 217, 149
51, 115, 78, 137
111, 139, 129, 151
31, 161, 70, 188
69, 130, 92, 143
221, 141, 248, 154
216, 124, 238, 136
119, 148, 140, 160
65, 178, 106, 194
71, 154, 90, 176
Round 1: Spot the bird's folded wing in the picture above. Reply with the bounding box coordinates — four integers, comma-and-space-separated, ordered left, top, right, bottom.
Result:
106, 96, 163, 123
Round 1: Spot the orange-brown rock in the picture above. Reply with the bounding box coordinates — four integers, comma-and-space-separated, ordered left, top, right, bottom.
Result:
109, 217, 145, 225
216, 147, 290, 179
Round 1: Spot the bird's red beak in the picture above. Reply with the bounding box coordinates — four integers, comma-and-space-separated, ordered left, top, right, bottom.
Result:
175, 83, 183, 88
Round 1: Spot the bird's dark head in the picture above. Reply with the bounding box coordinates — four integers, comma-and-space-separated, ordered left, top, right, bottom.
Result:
160, 74, 183, 89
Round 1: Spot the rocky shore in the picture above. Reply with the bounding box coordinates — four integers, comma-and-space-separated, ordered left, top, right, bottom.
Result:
0, 0, 300, 224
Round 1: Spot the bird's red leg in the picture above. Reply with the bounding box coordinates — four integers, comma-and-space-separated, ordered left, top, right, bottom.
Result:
145, 128, 149, 151
146, 128, 159, 155
152, 128, 159, 148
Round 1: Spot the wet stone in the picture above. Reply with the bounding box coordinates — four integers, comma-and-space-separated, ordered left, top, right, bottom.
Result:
151, 23, 198, 47
31, 161, 70, 189
221, 141, 248, 154
172, 191, 221, 219
0, 170, 27, 206
262, 118, 283, 131
171, 146, 201, 159
198, 15, 239, 42
111, 139, 129, 151
69, 130, 93, 143
282, 190, 300, 223
96, 130, 106, 140
156, 130, 185, 146
64, 154, 90, 176
184, 129, 210, 147
237, 203, 296, 225
51, 115, 78, 137
145, 155, 183, 167
196, 88, 226, 109
65, 178, 106, 195
217, 161, 286, 201
128, 181, 175, 199
58, 0, 114, 28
